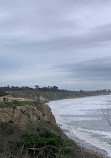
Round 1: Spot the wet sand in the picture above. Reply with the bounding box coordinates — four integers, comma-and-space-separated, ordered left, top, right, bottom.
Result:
80, 147, 108, 158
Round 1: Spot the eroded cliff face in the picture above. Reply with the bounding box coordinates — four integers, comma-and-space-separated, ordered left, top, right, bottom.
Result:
0, 103, 56, 130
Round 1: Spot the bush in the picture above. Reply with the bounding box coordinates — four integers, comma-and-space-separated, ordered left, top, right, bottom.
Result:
9, 131, 74, 158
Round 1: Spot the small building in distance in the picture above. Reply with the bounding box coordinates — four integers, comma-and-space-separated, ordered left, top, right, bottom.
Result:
0, 95, 12, 102
3, 97, 8, 102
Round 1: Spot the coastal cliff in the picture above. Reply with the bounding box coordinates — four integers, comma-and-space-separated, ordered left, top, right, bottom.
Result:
0, 99, 78, 158
0, 97, 107, 158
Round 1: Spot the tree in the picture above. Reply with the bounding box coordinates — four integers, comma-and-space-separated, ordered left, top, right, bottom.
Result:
35, 85, 39, 90
51, 86, 58, 91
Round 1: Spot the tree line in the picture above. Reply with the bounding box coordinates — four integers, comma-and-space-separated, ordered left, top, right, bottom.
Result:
0, 85, 110, 93
0, 85, 66, 92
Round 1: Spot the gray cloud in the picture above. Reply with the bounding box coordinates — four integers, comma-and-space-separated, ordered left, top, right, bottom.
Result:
0, 0, 111, 90
2, 23, 111, 56
55, 57, 111, 81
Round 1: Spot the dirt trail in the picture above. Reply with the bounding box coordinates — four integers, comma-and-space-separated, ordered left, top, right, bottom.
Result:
0, 95, 34, 102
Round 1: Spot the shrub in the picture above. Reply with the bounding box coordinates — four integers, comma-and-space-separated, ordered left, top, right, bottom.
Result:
9, 131, 73, 158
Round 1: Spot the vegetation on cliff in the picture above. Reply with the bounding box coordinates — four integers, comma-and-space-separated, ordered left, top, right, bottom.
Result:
9, 131, 78, 158
0, 89, 7, 97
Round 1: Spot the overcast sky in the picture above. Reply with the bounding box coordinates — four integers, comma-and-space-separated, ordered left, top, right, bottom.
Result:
0, 0, 111, 90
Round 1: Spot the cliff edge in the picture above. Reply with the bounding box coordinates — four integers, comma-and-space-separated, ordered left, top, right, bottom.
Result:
0, 102, 56, 130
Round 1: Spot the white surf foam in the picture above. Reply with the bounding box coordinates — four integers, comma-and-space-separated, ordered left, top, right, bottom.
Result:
78, 128, 111, 139
72, 127, 111, 157
49, 95, 111, 157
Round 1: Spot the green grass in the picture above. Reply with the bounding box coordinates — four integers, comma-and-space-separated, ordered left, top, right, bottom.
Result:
0, 101, 13, 107
18, 100, 40, 105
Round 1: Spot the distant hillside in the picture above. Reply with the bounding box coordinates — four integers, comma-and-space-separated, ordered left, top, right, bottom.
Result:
0, 86, 110, 101
0, 90, 7, 97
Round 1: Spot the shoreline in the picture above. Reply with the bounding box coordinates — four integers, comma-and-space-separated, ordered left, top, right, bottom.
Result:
79, 147, 108, 158
63, 130, 109, 158
49, 95, 110, 158
49, 93, 111, 102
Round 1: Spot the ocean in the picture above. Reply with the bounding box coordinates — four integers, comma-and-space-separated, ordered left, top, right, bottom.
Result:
49, 95, 111, 157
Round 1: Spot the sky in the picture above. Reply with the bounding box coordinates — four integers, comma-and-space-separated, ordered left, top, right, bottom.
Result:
0, 0, 111, 90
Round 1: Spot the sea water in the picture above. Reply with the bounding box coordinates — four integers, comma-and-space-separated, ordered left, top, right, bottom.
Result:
49, 95, 111, 157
